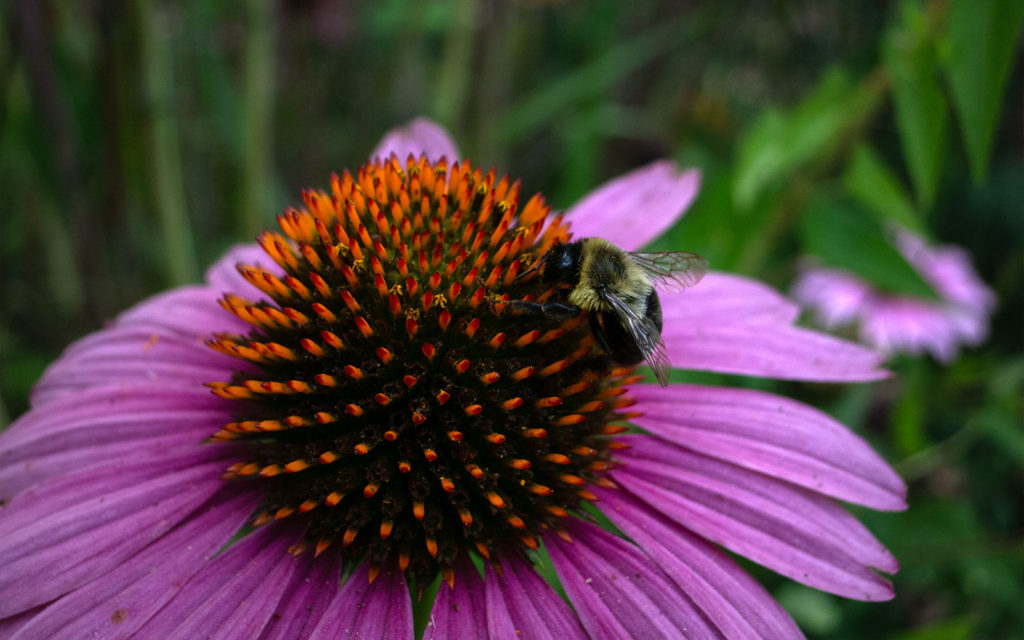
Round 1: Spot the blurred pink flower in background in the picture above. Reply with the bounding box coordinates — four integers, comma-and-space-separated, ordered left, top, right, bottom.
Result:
792, 228, 996, 362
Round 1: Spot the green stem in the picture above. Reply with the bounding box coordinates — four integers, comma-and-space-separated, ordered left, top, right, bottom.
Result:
895, 411, 985, 482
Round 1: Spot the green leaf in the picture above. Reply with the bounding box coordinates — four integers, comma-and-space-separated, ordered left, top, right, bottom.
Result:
843, 144, 924, 234
799, 197, 939, 299
734, 69, 870, 210
883, 2, 949, 211
943, 0, 1024, 182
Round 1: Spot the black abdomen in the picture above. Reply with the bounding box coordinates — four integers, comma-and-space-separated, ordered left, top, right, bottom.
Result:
592, 289, 662, 366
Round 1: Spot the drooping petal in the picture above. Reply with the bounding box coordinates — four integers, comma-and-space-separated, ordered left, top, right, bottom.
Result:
0, 448, 235, 617
630, 383, 906, 510
663, 272, 800, 325
258, 550, 343, 640
484, 553, 587, 640
371, 117, 461, 164
613, 435, 897, 600
662, 320, 888, 382
133, 523, 303, 639
563, 161, 700, 251
546, 519, 718, 639
10, 491, 259, 640
309, 564, 414, 640
424, 557, 487, 639
0, 386, 231, 495
595, 489, 804, 640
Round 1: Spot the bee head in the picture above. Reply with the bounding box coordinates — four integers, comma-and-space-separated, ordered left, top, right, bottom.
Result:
515, 241, 582, 285
538, 242, 582, 285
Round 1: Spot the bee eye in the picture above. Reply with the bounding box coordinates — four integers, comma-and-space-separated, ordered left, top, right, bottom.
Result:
609, 257, 624, 277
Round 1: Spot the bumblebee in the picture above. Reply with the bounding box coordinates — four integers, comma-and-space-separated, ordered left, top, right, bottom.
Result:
514, 237, 708, 386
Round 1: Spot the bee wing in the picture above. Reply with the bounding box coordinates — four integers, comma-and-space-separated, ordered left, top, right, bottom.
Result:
628, 251, 709, 294
598, 289, 673, 387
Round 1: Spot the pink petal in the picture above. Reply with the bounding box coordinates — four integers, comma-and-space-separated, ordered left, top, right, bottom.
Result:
0, 606, 46, 638
0, 444, 233, 538
860, 297, 977, 362
0, 450, 232, 617
613, 435, 897, 600
630, 383, 906, 510
425, 557, 487, 639
30, 249, 273, 408
664, 272, 799, 325
10, 491, 258, 640
145, 525, 302, 640
309, 564, 413, 640
564, 160, 700, 251
482, 565, 520, 639
115, 286, 249, 338
133, 523, 302, 639
894, 228, 996, 311
370, 117, 460, 164
662, 320, 888, 382
595, 489, 804, 639
485, 554, 587, 640
31, 324, 237, 406
258, 551, 343, 640
546, 520, 718, 638
0, 386, 230, 495
790, 267, 872, 329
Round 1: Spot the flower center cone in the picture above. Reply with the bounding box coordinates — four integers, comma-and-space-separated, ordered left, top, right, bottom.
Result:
206, 155, 639, 587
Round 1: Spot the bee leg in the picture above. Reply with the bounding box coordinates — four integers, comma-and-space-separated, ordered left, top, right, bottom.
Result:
505, 300, 580, 319
588, 313, 612, 355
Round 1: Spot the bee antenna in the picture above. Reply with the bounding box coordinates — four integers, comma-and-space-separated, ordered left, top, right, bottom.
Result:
515, 257, 545, 281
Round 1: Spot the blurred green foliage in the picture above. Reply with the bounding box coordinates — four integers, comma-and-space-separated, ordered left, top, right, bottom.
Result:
1, 0, 1022, 638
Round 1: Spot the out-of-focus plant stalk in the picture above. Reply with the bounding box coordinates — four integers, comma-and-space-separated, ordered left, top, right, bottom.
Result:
239, 0, 275, 238
476, 2, 518, 169
11, 1, 88, 315
135, 0, 198, 285
434, 0, 477, 128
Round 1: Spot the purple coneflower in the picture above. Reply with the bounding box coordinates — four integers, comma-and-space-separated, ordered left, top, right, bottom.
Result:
792, 227, 995, 362
0, 118, 904, 639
